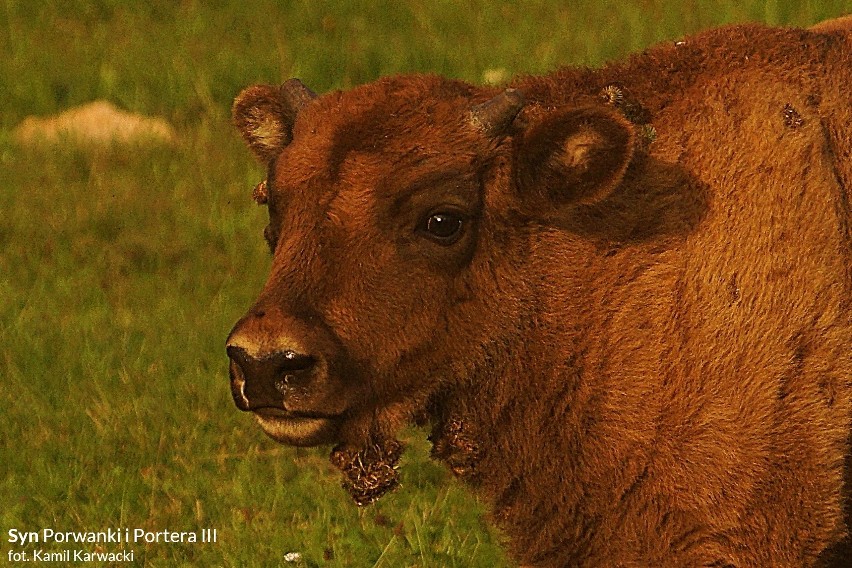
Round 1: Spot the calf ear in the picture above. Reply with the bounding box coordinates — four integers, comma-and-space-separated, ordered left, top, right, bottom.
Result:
514, 106, 635, 211
232, 79, 316, 163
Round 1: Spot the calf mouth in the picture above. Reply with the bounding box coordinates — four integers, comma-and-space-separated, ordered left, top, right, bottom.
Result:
252, 407, 340, 446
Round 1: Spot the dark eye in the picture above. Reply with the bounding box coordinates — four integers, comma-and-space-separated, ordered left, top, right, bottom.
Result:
419, 212, 465, 245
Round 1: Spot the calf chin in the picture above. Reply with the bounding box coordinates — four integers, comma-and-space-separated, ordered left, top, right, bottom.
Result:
253, 412, 339, 447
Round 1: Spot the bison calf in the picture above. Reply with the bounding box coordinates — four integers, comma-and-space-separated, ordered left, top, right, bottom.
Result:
226, 22, 852, 567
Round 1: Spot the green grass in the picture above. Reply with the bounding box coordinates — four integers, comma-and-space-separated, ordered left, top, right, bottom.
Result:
1, 1, 849, 566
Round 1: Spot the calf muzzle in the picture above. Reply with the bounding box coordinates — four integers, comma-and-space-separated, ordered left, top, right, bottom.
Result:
226, 345, 316, 411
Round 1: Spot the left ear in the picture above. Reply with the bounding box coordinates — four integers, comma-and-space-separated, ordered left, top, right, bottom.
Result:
232, 79, 316, 163
514, 106, 635, 210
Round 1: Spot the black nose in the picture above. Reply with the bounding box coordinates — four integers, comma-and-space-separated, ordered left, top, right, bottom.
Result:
227, 345, 316, 411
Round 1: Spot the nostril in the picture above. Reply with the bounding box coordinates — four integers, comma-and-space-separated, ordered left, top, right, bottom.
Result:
226, 345, 315, 374
225, 345, 248, 362
226, 345, 250, 368
226, 344, 317, 410
276, 350, 315, 373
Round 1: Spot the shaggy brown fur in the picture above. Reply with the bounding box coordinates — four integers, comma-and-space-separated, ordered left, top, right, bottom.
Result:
227, 21, 852, 567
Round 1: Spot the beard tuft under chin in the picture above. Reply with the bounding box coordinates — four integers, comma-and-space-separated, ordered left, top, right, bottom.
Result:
330, 438, 404, 506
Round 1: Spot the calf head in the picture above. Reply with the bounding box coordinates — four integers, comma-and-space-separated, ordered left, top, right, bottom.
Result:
227, 75, 636, 502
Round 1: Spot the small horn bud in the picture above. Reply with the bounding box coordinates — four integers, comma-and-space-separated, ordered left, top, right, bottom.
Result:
470, 88, 525, 137
280, 78, 317, 113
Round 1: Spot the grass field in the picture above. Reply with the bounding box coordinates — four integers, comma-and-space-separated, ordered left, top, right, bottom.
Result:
1, 1, 849, 566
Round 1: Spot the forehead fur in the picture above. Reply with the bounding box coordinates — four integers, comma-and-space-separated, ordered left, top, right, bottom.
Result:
284, 75, 493, 182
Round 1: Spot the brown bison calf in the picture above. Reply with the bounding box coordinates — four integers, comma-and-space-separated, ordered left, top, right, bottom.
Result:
227, 22, 852, 567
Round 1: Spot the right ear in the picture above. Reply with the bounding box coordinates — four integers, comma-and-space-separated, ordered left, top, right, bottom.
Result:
232, 78, 316, 163
513, 105, 635, 212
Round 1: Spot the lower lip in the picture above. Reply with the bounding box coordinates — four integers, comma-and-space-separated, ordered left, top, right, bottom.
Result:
253, 412, 337, 447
